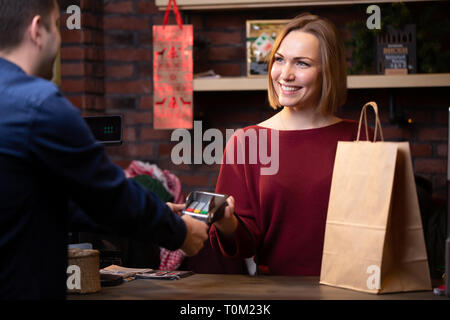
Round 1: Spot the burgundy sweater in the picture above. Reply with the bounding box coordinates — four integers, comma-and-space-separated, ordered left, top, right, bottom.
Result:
210, 120, 371, 276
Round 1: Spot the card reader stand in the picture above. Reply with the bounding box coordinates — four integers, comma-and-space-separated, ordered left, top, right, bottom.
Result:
182, 191, 228, 225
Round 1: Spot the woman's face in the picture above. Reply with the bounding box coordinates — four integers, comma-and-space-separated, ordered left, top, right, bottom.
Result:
270, 30, 322, 110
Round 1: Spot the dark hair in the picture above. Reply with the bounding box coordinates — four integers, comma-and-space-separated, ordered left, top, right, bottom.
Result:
0, 0, 56, 50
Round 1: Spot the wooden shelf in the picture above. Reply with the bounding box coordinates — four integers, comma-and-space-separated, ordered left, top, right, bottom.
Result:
193, 74, 450, 91
156, 0, 437, 10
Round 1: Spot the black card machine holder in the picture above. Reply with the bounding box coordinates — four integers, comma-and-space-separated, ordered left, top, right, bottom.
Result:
182, 191, 228, 225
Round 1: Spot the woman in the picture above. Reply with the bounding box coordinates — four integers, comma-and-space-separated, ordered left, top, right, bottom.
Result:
209, 13, 371, 276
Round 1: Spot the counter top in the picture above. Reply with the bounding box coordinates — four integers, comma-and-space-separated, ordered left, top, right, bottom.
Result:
67, 274, 448, 300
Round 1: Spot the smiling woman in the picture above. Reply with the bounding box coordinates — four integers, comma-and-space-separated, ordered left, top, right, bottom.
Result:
209, 13, 373, 276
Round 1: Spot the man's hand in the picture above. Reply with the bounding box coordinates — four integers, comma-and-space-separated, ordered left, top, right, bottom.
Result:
166, 202, 185, 216
180, 215, 209, 256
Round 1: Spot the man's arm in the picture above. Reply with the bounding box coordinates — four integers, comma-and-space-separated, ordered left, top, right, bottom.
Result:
29, 92, 207, 253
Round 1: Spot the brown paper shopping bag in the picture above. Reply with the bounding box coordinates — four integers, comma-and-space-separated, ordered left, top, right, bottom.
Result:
319, 102, 432, 294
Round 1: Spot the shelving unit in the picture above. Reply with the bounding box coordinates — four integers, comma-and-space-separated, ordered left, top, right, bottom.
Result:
157, 0, 449, 91
155, 0, 438, 10
194, 74, 450, 91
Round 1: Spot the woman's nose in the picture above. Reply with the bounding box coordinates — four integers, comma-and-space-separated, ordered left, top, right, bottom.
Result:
281, 63, 295, 81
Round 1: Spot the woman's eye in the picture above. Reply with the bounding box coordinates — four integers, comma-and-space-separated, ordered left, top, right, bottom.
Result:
274, 57, 284, 63
297, 61, 309, 67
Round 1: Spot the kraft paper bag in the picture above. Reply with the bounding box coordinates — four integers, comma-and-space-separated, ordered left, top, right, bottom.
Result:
319, 102, 432, 294
153, 0, 193, 129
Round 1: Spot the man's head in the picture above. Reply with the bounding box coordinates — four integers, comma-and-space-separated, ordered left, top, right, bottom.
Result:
0, 0, 61, 80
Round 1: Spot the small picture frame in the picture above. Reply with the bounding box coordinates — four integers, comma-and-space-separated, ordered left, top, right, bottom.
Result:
246, 19, 288, 77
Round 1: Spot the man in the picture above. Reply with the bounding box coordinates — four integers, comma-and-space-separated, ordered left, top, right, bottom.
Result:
0, 0, 209, 299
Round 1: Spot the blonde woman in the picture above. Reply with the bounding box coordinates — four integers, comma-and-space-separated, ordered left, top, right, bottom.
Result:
210, 13, 371, 276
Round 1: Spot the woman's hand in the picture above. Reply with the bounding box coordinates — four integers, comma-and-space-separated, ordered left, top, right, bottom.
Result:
213, 196, 238, 237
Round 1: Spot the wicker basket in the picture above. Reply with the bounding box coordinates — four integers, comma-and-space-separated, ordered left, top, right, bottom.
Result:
67, 248, 101, 294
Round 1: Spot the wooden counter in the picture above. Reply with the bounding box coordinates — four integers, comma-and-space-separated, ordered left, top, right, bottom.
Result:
67, 274, 448, 300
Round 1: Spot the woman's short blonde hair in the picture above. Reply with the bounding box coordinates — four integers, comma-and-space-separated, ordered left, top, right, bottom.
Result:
267, 13, 347, 115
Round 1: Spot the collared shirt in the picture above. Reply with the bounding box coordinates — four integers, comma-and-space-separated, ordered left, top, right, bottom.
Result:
0, 58, 186, 299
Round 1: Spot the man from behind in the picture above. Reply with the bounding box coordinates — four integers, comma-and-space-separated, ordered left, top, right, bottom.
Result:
0, 0, 209, 299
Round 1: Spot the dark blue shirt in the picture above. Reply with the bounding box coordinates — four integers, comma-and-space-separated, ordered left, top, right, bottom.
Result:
0, 58, 186, 299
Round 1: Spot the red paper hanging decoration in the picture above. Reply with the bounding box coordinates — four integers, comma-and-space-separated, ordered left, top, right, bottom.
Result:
153, 0, 193, 129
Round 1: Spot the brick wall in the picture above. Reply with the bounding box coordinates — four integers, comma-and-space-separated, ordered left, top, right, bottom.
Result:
59, 1, 449, 206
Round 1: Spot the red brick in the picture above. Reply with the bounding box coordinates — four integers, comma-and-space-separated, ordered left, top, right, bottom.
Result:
437, 144, 448, 157
202, 31, 242, 45
210, 174, 218, 187
414, 159, 447, 174
105, 80, 152, 94
61, 29, 87, 43
407, 110, 432, 124
88, 63, 105, 77
61, 47, 85, 60
61, 63, 103, 78
432, 175, 447, 190
190, 15, 204, 29
136, 63, 153, 77
123, 127, 137, 142
93, 96, 105, 111
137, 1, 160, 14
107, 143, 154, 158
82, 13, 103, 29
80, 0, 102, 11
104, 32, 135, 46
66, 95, 83, 108
382, 126, 412, 140
208, 47, 245, 62
141, 128, 173, 140
104, 1, 134, 14
60, 79, 86, 93
60, 79, 103, 94
85, 48, 104, 61
410, 143, 433, 157
158, 143, 177, 157
104, 17, 150, 31
138, 33, 153, 46
64, 94, 103, 110
123, 112, 153, 125
104, 97, 136, 109
417, 128, 447, 141
434, 110, 449, 125
178, 174, 209, 187
61, 63, 85, 76
140, 96, 153, 109
105, 64, 134, 78
104, 48, 151, 62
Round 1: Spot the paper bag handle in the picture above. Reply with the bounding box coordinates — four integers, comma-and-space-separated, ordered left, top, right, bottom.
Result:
163, 0, 183, 29
356, 101, 384, 142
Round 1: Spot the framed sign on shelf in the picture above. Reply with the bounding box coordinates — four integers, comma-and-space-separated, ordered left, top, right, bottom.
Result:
246, 19, 288, 77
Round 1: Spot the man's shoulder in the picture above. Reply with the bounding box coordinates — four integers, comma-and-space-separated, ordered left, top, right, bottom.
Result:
16, 76, 60, 105
0, 69, 60, 106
